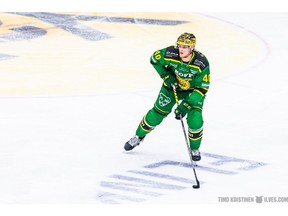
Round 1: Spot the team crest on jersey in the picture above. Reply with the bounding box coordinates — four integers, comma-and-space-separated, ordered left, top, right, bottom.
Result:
159, 93, 171, 107
177, 77, 191, 90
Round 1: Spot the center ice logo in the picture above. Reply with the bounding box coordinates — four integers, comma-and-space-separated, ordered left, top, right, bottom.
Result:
97, 153, 268, 204
159, 93, 171, 107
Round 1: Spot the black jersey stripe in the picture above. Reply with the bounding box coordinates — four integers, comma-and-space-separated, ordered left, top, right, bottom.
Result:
195, 88, 208, 96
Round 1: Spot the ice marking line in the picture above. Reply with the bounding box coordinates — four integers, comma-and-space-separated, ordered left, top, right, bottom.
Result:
144, 160, 190, 169
75, 14, 189, 25
97, 191, 145, 204
97, 153, 268, 203
144, 160, 237, 175
195, 165, 238, 175
0, 53, 16, 61
10, 12, 189, 41
145, 153, 267, 174
202, 152, 268, 171
100, 181, 163, 196
11, 12, 111, 41
111, 174, 186, 190
0, 25, 47, 42
128, 170, 195, 184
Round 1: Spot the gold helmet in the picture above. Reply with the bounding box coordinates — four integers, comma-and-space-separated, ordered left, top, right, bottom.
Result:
176, 32, 196, 48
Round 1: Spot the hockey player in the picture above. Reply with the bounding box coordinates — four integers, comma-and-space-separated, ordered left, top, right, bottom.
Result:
124, 33, 210, 161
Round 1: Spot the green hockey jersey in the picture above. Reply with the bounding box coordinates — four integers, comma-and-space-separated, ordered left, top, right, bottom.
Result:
150, 46, 210, 107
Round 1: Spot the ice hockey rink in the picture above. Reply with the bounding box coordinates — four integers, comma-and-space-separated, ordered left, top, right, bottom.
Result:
1, 4, 288, 215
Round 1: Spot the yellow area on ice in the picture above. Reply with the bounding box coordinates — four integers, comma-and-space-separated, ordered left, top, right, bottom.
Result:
0, 12, 266, 97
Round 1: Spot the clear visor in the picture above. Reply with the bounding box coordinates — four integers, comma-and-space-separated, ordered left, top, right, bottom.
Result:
177, 44, 192, 49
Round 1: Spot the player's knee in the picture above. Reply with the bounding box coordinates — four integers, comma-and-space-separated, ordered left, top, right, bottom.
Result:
145, 107, 168, 126
187, 109, 203, 128
152, 106, 170, 118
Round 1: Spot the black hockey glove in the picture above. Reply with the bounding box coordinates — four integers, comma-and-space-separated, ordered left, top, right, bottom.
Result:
174, 100, 192, 119
162, 73, 177, 88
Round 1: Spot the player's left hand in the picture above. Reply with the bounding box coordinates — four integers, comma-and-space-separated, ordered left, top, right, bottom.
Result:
174, 100, 192, 119
162, 74, 177, 88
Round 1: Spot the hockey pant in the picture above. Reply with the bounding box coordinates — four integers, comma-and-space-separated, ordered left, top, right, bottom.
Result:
136, 85, 204, 150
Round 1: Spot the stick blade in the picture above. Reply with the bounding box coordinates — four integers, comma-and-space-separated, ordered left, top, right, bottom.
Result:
192, 179, 200, 189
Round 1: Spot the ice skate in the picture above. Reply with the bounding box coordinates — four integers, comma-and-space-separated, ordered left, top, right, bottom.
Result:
191, 149, 201, 161
124, 135, 145, 151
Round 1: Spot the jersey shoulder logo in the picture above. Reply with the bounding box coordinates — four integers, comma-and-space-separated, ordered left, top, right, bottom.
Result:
164, 46, 179, 59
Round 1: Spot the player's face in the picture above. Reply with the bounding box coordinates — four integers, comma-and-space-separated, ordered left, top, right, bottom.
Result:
178, 45, 192, 58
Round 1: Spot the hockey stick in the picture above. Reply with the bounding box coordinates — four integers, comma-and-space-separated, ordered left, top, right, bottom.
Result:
172, 84, 200, 189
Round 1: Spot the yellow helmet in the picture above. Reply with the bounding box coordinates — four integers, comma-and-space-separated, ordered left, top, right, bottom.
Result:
176, 32, 196, 47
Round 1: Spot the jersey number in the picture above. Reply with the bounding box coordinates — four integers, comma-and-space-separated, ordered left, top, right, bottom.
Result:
154, 51, 161, 60
203, 74, 210, 82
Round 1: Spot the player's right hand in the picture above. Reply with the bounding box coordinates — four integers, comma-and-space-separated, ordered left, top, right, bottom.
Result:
174, 100, 192, 119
